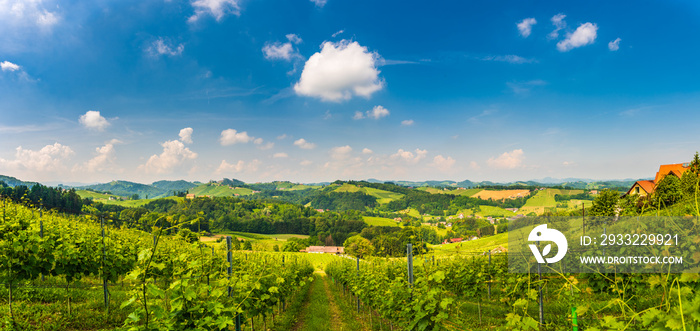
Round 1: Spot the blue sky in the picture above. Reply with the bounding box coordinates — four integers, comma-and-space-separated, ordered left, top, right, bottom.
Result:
1, 0, 700, 184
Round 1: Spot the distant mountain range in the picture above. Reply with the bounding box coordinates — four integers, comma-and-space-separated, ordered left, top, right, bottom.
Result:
0, 174, 641, 199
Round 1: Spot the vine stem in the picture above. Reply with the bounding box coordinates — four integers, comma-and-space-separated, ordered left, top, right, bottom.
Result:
677, 280, 686, 331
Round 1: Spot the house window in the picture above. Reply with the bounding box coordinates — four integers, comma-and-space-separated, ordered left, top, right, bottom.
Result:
635, 187, 640, 194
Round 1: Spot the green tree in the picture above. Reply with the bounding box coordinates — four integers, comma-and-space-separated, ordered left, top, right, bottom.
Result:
680, 169, 699, 198
282, 241, 304, 252
242, 240, 253, 250
272, 244, 279, 252
654, 174, 682, 207
589, 189, 620, 216
343, 235, 375, 259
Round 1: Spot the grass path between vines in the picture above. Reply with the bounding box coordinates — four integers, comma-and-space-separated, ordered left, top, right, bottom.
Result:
279, 271, 369, 331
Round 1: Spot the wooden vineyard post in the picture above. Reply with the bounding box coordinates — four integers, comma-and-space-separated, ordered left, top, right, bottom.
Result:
407, 243, 414, 302
537, 241, 544, 326
226, 236, 242, 331
487, 249, 491, 299
40, 213, 45, 282
356, 256, 360, 313
101, 217, 109, 312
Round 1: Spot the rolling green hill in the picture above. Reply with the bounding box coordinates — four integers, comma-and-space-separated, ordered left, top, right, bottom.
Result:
78, 180, 170, 198
332, 183, 403, 204
188, 182, 255, 197
152, 180, 197, 192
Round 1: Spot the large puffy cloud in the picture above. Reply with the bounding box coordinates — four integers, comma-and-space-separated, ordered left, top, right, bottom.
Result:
79, 110, 110, 131
294, 40, 384, 102
487, 149, 524, 169
220, 129, 253, 145
140, 140, 198, 174
188, 0, 240, 23
517, 18, 537, 37
75, 140, 121, 173
179, 127, 193, 144
0, 142, 74, 172
557, 23, 598, 52
294, 138, 316, 150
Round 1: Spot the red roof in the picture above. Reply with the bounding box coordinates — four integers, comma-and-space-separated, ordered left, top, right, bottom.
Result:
626, 180, 655, 196
654, 163, 689, 184
450, 238, 463, 243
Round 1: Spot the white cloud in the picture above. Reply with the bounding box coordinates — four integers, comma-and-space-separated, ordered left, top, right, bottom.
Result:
332, 30, 344, 38
401, 119, 414, 126
220, 129, 253, 145
487, 149, 524, 169
391, 148, 427, 164
188, 0, 240, 23
482, 55, 536, 64
286, 34, 302, 44
79, 110, 110, 131
253, 138, 263, 145
608, 38, 621, 51
179, 127, 193, 144
362, 148, 373, 154
76, 140, 122, 173
330, 145, 352, 160
300, 160, 313, 166
263, 42, 298, 61
258, 142, 274, 150
148, 38, 184, 57
310, 0, 326, 7
469, 161, 480, 170
367, 105, 389, 119
140, 140, 198, 174
548, 13, 567, 39
215, 159, 261, 174
1, 61, 20, 72
517, 18, 537, 37
355, 105, 390, 120
563, 161, 575, 166
294, 138, 316, 150
0, 0, 60, 29
0, 142, 74, 173
430, 155, 456, 172
273, 152, 288, 158
507, 80, 547, 95
557, 23, 598, 52
277, 134, 288, 140
294, 40, 384, 102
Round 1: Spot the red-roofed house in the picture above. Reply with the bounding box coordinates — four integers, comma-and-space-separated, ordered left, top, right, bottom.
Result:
627, 162, 691, 197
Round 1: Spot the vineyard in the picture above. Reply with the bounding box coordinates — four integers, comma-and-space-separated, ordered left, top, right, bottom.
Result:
0, 199, 314, 330
2, 196, 700, 330
326, 247, 700, 330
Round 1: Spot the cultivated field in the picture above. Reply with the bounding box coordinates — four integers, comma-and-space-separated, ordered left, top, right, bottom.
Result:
471, 189, 530, 200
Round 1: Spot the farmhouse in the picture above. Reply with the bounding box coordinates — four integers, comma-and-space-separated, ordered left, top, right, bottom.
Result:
186, 193, 196, 199
626, 162, 690, 197
305, 246, 344, 254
